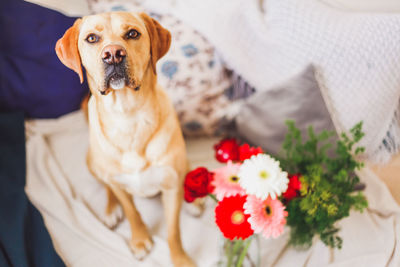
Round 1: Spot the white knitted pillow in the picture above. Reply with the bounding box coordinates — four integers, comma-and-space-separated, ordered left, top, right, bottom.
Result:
260, 0, 400, 163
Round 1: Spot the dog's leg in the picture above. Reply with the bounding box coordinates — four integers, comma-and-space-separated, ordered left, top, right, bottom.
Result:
105, 186, 119, 215
161, 185, 196, 267
86, 158, 124, 228
102, 186, 124, 229
109, 182, 153, 260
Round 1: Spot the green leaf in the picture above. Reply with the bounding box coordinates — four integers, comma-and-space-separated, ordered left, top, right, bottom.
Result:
281, 121, 368, 249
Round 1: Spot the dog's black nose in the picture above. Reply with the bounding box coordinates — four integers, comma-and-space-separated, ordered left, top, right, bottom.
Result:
102, 45, 126, 65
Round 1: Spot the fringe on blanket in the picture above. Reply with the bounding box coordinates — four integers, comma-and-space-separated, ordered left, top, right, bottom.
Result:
374, 104, 400, 164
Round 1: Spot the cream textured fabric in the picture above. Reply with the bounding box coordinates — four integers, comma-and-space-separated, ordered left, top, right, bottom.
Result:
25, 0, 90, 16
25, 111, 400, 266
321, 0, 400, 12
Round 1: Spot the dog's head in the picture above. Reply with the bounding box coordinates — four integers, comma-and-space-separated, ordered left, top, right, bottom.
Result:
55, 12, 171, 95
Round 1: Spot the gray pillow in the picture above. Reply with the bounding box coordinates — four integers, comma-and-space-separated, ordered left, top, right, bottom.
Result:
235, 65, 336, 155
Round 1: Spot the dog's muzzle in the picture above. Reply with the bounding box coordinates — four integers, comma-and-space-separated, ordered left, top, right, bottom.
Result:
102, 45, 129, 91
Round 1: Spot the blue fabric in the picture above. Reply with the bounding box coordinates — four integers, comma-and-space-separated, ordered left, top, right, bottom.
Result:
0, 0, 89, 118
0, 112, 65, 267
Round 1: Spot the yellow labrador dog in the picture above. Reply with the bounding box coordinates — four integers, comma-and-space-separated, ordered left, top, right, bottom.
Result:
55, 12, 195, 267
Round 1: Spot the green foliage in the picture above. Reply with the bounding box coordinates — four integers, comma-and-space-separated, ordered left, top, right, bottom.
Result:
280, 121, 368, 249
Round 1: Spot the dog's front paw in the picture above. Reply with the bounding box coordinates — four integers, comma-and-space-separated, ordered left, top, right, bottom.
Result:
103, 204, 124, 229
172, 254, 197, 267
130, 235, 154, 260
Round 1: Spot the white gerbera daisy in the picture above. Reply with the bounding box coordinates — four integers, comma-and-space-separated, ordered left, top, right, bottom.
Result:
238, 154, 289, 199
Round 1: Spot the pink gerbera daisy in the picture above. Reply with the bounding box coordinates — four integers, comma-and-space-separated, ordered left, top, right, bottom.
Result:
212, 161, 245, 200
244, 195, 288, 239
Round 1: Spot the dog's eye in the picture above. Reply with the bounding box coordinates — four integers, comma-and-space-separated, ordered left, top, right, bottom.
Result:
86, 34, 100, 44
126, 29, 140, 40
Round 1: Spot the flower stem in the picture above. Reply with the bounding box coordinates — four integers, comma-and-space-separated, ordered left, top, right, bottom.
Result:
209, 193, 218, 202
232, 239, 243, 258
226, 240, 234, 267
236, 237, 253, 267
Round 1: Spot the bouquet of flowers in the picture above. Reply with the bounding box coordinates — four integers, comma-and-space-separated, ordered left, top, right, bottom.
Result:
183, 122, 368, 267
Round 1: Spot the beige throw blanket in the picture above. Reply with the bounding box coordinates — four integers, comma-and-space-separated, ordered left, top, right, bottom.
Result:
25, 111, 400, 266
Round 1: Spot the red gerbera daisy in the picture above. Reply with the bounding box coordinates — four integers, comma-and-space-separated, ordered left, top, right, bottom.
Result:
215, 195, 254, 240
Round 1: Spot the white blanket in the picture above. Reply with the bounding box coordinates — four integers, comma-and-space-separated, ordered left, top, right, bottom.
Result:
25, 111, 400, 266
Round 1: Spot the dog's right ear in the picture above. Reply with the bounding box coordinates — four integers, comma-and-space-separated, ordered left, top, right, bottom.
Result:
140, 13, 171, 75
55, 19, 84, 84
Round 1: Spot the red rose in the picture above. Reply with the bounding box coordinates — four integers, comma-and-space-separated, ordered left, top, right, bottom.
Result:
184, 167, 215, 203
214, 138, 240, 163
283, 188, 297, 201
283, 174, 302, 201
239, 143, 264, 161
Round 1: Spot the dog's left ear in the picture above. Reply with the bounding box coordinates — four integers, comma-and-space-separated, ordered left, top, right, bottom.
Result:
55, 19, 84, 83
140, 13, 171, 75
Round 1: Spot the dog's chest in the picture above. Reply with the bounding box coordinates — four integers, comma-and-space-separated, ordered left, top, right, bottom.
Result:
104, 113, 150, 150
88, 97, 157, 174
100, 94, 157, 150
